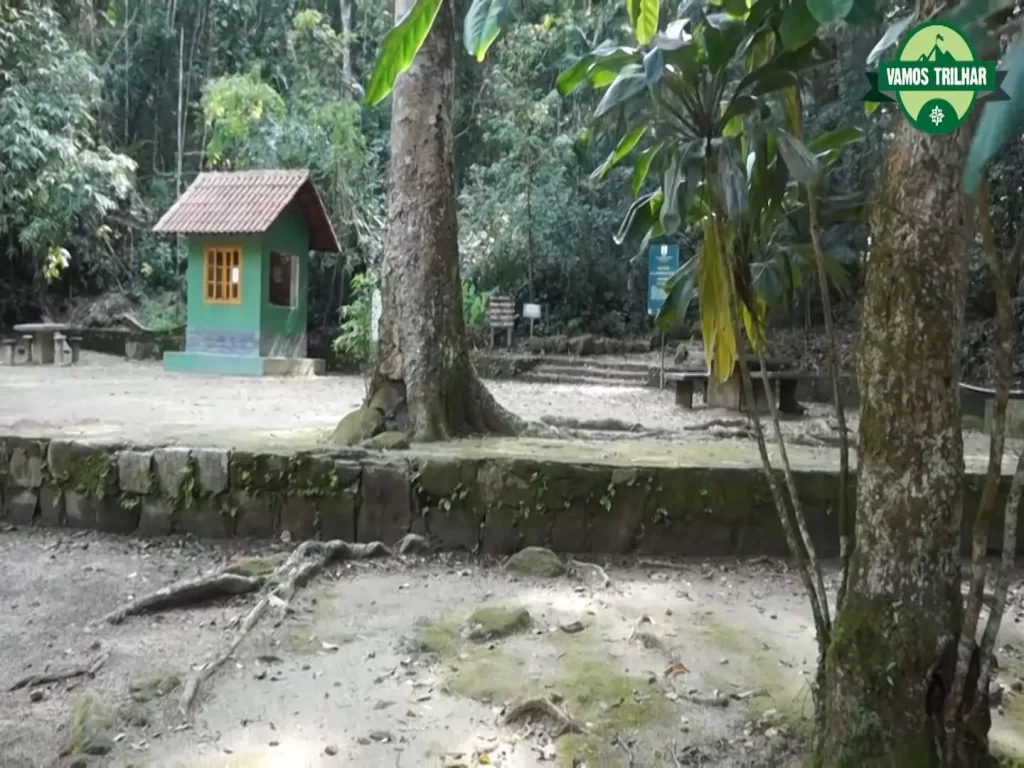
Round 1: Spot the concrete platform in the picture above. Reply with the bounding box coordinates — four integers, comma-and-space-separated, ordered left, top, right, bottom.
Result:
163, 351, 325, 377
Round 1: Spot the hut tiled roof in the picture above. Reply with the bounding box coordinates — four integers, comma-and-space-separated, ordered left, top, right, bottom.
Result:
152, 169, 340, 252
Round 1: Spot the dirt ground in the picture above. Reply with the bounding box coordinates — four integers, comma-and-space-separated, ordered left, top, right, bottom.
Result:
0, 352, 1017, 471
0, 529, 1022, 768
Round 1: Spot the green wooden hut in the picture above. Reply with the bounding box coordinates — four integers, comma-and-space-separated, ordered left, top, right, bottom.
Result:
153, 169, 340, 376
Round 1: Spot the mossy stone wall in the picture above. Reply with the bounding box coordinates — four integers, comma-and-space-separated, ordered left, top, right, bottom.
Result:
0, 434, 1019, 555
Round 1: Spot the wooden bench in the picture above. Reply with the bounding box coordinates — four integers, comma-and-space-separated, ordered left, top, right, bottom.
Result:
487, 294, 516, 349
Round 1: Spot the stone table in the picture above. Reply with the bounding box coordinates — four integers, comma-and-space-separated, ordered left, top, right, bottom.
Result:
13, 323, 68, 365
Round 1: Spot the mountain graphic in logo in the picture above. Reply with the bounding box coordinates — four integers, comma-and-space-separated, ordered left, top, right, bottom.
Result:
917, 35, 958, 65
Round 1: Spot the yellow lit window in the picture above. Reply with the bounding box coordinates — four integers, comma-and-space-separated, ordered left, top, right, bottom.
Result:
204, 246, 242, 304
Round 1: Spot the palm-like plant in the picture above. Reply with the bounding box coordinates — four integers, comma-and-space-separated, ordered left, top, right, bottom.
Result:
557, 1, 865, 379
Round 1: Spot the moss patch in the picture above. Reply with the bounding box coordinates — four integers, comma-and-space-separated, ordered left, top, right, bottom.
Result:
117, 700, 150, 727
466, 604, 532, 641
695, 617, 811, 724
409, 617, 461, 658
553, 652, 671, 768
129, 675, 181, 703
282, 626, 356, 655
66, 692, 114, 756
446, 648, 538, 704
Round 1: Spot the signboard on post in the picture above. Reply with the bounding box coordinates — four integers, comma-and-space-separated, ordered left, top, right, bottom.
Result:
647, 244, 680, 316
370, 288, 382, 351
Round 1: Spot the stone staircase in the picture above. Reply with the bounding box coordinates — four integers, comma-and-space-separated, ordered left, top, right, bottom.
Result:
517, 356, 671, 388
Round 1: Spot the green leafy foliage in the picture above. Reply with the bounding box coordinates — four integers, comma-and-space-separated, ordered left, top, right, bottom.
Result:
562, 0, 865, 377
806, 0, 853, 24
0, 2, 135, 288
365, 0, 445, 106
966, 38, 1024, 197
464, 0, 512, 62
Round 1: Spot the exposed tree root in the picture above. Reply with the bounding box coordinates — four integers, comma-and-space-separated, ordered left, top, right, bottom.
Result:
8, 653, 108, 691
177, 539, 391, 717
540, 415, 649, 433
502, 695, 589, 737
102, 573, 263, 624
685, 693, 730, 708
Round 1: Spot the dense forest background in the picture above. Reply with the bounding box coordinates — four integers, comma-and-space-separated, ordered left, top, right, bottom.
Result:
2, 0, 1024, 378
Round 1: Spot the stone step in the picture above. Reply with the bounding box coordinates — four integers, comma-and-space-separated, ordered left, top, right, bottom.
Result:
533, 363, 649, 382
518, 371, 650, 388
530, 355, 663, 373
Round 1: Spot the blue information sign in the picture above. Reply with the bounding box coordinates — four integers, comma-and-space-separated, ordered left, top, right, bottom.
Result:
647, 244, 680, 316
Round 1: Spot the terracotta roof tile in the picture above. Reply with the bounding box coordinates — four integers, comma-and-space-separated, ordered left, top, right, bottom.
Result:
152, 169, 340, 252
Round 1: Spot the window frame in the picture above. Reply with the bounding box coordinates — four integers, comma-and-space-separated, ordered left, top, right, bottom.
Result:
203, 245, 243, 305
268, 250, 299, 309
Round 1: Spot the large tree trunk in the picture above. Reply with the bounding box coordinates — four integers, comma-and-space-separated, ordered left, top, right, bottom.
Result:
818, 73, 985, 768
363, 0, 519, 442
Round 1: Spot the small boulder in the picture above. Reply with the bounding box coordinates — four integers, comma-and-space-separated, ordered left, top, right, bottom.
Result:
361, 431, 410, 451
505, 546, 565, 577
331, 407, 384, 446
465, 605, 532, 641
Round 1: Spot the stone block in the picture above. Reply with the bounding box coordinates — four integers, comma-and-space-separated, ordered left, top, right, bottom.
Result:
39, 486, 64, 527
138, 498, 174, 536
232, 492, 276, 539
65, 442, 118, 497
96, 496, 139, 534
153, 447, 192, 499
280, 497, 317, 540
291, 454, 339, 496
194, 448, 229, 495
178, 497, 234, 539
228, 451, 258, 489
358, 460, 413, 544
590, 470, 654, 554
6, 488, 38, 525
9, 440, 45, 488
334, 460, 362, 488
319, 491, 357, 541
65, 491, 97, 529
255, 453, 290, 492
418, 458, 481, 551
46, 439, 75, 483
117, 451, 154, 494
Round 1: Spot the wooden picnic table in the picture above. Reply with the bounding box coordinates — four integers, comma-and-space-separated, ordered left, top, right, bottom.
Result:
14, 323, 69, 365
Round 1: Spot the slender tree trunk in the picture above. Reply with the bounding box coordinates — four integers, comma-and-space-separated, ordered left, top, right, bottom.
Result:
362, 0, 519, 442
339, 0, 352, 82
819, 93, 982, 766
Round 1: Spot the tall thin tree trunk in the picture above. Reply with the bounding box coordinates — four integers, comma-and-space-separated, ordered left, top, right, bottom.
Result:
339, 0, 352, 82
820, 87, 980, 767
362, 0, 519, 442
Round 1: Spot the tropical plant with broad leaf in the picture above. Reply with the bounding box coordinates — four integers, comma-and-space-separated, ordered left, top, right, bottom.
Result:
557, 0, 865, 381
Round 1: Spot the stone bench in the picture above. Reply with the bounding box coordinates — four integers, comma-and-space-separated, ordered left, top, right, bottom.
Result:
664, 371, 708, 409
960, 382, 1024, 437
666, 369, 807, 414
53, 333, 81, 366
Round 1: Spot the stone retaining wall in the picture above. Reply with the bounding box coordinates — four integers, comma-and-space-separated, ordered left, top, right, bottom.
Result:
1, 435, 1019, 556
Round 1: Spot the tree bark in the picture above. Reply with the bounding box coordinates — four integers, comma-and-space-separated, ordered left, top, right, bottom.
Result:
365, 0, 520, 442
819, 102, 982, 764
